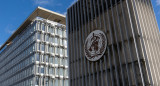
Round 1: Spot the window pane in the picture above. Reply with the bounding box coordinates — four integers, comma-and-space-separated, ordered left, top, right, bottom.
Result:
64, 80, 68, 86
59, 58, 62, 65
59, 29, 62, 36
36, 53, 40, 61
63, 31, 66, 38
42, 34, 45, 41
64, 40, 67, 46
45, 55, 49, 63
55, 67, 58, 76
42, 24, 45, 31
39, 43, 41, 51
60, 48, 63, 55
49, 26, 52, 33
46, 66, 48, 74
45, 77, 49, 86
60, 79, 63, 86
49, 56, 53, 64
49, 67, 53, 75
55, 57, 58, 64
55, 78, 58, 86
65, 49, 67, 56
49, 79, 53, 86
37, 32, 41, 40
60, 39, 62, 45
55, 47, 59, 55
49, 46, 52, 53
51, 27, 54, 33
38, 66, 41, 73
35, 76, 39, 85
65, 58, 68, 66
45, 34, 49, 42
55, 37, 58, 44
60, 68, 63, 76
52, 47, 55, 53
38, 23, 41, 30
42, 77, 45, 86
46, 45, 49, 52
41, 44, 45, 51
41, 55, 44, 62
41, 66, 44, 73
55, 28, 58, 35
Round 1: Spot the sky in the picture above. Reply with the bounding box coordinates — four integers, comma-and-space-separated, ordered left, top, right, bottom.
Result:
0, 0, 159, 47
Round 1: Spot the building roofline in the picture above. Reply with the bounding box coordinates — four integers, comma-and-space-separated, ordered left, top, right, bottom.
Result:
0, 6, 66, 51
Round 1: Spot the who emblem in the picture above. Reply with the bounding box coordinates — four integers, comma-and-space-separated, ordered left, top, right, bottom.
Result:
84, 30, 107, 61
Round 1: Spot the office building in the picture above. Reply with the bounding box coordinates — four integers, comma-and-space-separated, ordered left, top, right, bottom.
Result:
0, 7, 68, 86
67, 0, 160, 86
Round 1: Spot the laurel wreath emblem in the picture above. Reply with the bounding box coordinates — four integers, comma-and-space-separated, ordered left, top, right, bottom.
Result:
84, 30, 107, 61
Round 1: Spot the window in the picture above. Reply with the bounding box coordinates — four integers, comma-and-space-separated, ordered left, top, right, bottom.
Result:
55, 37, 58, 44
36, 53, 40, 61
55, 78, 58, 86
36, 76, 39, 85
37, 43, 40, 51
59, 58, 62, 65
42, 34, 45, 41
42, 24, 45, 31
41, 55, 44, 62
45, 34, 49, 42
46, 45, 49, 52
55, 47, 59, 55
51, 27, 54, 33
49, 26, 52, 33
41, 66, 44, 74
59, 79, 63, 86
32, 44, 35, 51
63, 31, 66, 38
49, 56, 53, 64
64, 49, 67, 56
49, 67, 53, 75
49, 79, 53, 86
60, 48, 63, 56
63, 39, 67, 47
49, 37, 53, 43
42, 77, 45, 86
37, 32, 41, 40
31, 66, 34, 74
60, 39, 62, 45
55, 56, 58, 64
49, 46, 53, 53
37, 23, 40, 30
65, 68, 68, 77
64, 80, 68, 86
58, 29, 62, 36
38, 66, 41, 73
55, 28, 58, 35
55, 67, 59, 76
41, 44, 45, 51
52, 47, 55, 53
45, 55, 49, 63
45, 77, 49, 86
65, 58, 68, 66
49, 27, 54, 33
31, 55, 34, 62
29, 78, 33, 86
46, 66, 48, 74
59, 68, 63, 76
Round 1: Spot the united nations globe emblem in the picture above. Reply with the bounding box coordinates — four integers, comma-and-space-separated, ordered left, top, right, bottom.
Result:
84, 30, 107, 61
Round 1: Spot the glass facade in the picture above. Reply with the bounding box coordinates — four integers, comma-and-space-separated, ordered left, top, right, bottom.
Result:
0, 18, 68, 86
